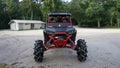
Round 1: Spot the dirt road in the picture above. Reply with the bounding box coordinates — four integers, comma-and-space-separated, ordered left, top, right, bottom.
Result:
0, 28, 120, 68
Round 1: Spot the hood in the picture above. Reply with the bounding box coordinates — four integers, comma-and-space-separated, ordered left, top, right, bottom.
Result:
45, 27, 76, 33
46, 23, 72, 28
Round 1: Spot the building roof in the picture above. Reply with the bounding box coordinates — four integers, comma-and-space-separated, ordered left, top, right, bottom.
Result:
9, 20, 45, 24
48, 13, 71, 16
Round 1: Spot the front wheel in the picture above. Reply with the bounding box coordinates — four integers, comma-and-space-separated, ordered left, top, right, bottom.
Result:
33, 40, 45, 62
75, 39, 88, 62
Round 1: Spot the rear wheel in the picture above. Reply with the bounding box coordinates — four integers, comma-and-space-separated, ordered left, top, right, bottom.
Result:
34, 40, 45, 62
75, 39, 88, 62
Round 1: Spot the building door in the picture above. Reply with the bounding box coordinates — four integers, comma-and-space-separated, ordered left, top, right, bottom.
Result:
31, 24, 34, 29
19, 23, 23, 30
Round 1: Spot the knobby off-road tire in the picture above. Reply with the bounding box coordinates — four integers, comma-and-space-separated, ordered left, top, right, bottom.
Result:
34, 40, 46, 62
75, 39, 88, 62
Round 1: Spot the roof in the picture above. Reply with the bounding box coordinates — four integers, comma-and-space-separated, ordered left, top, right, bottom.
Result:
48, 13, 71, 16
9, 20, 45, 24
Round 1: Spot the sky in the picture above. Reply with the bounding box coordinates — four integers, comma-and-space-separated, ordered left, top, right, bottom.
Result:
19, 0, 71, 2
63, 0, 71, 2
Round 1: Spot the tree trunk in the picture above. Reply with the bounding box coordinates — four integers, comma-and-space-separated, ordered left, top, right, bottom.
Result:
31, 10, 33, 20
97, 18, 100, 28
110, 17, 113, 27
117, 18, 120, 28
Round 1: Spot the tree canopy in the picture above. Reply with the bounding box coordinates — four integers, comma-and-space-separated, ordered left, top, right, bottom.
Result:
0, 0, 119, 29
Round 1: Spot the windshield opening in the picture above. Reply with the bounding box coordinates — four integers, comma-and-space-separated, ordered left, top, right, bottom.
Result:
48, 15, 71, 23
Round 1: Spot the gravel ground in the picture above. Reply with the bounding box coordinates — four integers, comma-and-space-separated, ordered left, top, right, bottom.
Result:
0, 28, 120, 68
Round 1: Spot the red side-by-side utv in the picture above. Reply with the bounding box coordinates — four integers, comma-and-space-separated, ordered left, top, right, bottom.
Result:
33, 13, 88, 62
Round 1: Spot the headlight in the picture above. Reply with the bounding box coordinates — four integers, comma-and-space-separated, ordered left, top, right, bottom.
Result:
67, 30, 76, 34
46, 31, 55, 35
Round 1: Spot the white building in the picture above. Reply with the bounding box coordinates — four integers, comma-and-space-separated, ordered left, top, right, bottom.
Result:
9, 20, 45, 30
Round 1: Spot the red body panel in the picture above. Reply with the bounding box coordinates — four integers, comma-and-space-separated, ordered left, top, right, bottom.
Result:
44, 32, 76, 50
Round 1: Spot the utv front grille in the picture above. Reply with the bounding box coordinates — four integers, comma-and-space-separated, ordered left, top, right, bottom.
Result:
54, 34, 67, 40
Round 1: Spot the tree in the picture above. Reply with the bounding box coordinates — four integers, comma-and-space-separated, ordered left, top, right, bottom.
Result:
0, 0, 10, 29
103, 0, 117, 27
3, 0, 21, 19
116, 0, 120, 27
108, 7, 116, 27
20, 0, 42, 20
86, 1, 104, 28
68, 0, 88, 26
41, 0, 62, 21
